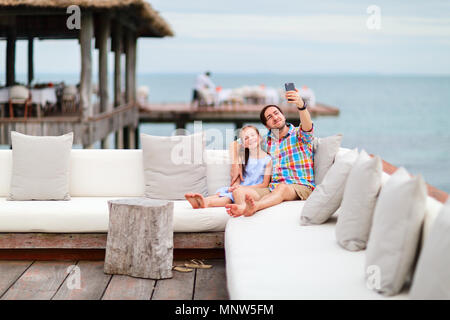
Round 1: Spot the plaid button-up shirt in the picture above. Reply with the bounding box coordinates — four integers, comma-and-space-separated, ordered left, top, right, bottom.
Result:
262, 123, 315, 191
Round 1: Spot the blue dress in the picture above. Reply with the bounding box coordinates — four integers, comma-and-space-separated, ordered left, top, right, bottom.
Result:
215, 155, 272, 203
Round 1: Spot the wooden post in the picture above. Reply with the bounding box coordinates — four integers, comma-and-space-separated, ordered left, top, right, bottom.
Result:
125, 29, 136, 104
113, 22, 124, 149
6, 20, 16, 87
125, 29, 137, 149
128, 126, 136, 149
104, 199, 174, 279
28, 37, 34, 86
98, 15, 111, 149
79, 11, 93, 121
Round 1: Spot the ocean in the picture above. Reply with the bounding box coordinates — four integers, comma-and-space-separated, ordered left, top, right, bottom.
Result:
2, 73, 450, 193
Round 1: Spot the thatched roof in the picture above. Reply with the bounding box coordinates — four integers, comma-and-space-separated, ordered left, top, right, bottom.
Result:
0, 0, 173, 38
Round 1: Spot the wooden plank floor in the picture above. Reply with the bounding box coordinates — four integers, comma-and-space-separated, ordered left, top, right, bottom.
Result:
0, 259, 228, 300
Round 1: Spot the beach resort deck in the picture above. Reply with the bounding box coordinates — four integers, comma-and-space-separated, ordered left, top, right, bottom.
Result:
140, 102, 340, 129
0, 0, 173, 148
0, 259, 227, 300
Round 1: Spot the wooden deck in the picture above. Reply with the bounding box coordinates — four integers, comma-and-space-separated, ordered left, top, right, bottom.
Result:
139, 102, 339, 128
0, 259, 228, 300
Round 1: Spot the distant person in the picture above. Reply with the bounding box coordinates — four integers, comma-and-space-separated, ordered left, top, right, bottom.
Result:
191, 71, 216, 107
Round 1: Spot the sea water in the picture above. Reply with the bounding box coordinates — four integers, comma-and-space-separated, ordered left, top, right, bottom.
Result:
2, 73, 449, 193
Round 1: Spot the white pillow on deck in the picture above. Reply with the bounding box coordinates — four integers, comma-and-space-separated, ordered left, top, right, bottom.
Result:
335, 150, 382, 251
300, 148, 358, 225
313, 134, 343, 186
365, 167, 427, 296
8, 131, 73, 201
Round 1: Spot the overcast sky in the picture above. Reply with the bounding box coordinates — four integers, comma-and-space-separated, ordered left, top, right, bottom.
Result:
1, 0, 450, 75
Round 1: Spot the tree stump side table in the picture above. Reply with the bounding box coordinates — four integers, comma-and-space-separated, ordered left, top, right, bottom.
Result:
103, 198, 174, 279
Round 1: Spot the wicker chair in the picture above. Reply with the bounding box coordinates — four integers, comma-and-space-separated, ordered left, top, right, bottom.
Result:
8, 85, 31, 119
61, 85, 78, 113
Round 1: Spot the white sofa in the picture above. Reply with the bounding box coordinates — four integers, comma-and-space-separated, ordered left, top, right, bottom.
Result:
225, 148, 444, 299
0, 149, 231, 233
0, 148, 445, 299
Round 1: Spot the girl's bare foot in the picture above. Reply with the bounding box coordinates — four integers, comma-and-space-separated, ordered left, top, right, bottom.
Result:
192, 193, 208, 208
185, 193, 200, 209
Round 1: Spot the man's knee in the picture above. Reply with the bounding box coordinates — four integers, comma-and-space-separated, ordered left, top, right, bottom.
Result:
273, 184, 296, 200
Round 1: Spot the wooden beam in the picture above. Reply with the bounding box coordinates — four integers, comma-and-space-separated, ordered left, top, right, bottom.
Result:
113, 22, 123, 107
98, 15, 111, 149
98, 15, 111, 114
6, 22, 16, 86
79, 11, 93, 120
27, 37, 34, 86
125, 29, 136, 104
113, 22, 124, 149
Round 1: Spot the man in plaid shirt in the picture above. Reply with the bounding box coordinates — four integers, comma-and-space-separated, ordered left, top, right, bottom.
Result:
226, 88, 314, 217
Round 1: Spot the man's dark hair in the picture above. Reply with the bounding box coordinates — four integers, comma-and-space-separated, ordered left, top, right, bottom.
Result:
259, 105, 284, 125
205, 71, 211, 77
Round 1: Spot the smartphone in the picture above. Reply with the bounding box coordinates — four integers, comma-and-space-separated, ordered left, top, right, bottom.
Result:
284, 82, 296, 101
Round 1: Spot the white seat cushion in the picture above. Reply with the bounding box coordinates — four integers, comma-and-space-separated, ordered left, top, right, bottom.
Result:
225, 200, 409, 299
0, 197, 230, 233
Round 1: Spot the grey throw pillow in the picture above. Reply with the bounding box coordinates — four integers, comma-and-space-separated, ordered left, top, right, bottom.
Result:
301, 148, 358, 225
8, 131, 73, 201
335, 150, 382, 251
410, 199, 450, 299
313, 134, 343, 185
365, 167, 427, 296
141, 132, 207, 200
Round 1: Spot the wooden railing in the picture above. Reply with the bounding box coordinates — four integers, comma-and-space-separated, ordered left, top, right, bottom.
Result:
0, 103, 138, 146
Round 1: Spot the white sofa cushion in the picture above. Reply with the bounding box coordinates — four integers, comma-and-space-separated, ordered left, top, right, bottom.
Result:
335, 150, 383, 251
301, 148, 358, 225
205, 149, 231, 196
0, 197, 230, 233
410, 199, 450, 299
225, 200, 409, 299
365, 167, 427, 296
313, 134, 343, 185
69, 150, 145, 197
0, 149, 230, 198
8, 131, 73, 201
141, 132, 208, 200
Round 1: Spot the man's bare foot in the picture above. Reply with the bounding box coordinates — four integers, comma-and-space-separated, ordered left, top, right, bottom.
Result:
225, 203, 245, 217
225, 194, 258, 217
242, 194, 257, 216
192, 193, 208, 208
185, 193, 200, 209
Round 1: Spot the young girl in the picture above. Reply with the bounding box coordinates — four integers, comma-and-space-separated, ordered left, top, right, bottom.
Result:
185, 125, 272, 209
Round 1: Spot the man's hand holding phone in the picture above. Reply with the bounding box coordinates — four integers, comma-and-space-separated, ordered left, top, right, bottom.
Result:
284, 82, 304, 109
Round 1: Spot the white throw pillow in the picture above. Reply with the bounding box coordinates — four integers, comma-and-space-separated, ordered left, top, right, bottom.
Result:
205, 150, 231, 196
8, 131, 73, 201
141, 132, 208, 200
335, 150, 383, 251
313, 134, 343, 185
365, 167, 427, 296
410, 199, 450, 299
300, 148, 358, 225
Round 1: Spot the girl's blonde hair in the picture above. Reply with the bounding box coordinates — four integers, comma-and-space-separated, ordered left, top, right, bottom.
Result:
239, 125, 261, 177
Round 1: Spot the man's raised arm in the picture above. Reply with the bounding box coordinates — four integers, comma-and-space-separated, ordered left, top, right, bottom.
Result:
286, 89, 313, 132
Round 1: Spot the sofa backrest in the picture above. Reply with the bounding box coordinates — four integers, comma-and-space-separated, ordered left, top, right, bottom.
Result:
0, 149, 231, 198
